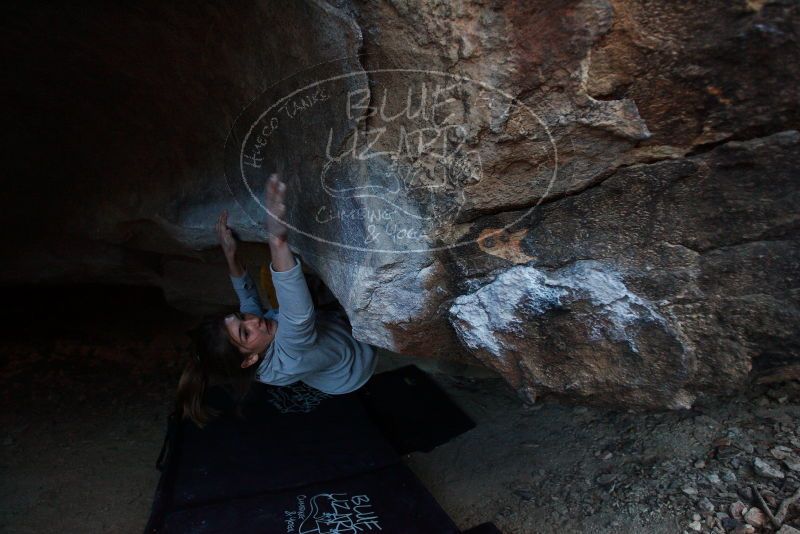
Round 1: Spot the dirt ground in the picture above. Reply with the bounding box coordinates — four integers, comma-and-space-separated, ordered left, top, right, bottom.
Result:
1, 286, 798, 534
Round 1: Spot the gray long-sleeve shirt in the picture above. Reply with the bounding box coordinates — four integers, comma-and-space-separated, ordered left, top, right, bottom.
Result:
229, 254, 377, 394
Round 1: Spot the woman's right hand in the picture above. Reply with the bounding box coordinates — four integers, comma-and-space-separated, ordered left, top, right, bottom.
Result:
216, 210, 238, 260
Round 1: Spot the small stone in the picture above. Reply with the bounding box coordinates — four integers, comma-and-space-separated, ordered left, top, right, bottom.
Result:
698, 497, 715, 512
771, 445, 793, 460
737, 487, 753, 501
766, 387, 788, 403
726, 428, 755, 453
730, 501, 746, 520
683, 485, 699, 496
513, 489, 535, 501
717, 446, 741, 461
695, 414, 720, 427
707, 473, 723, 485
599, 450, 613, 460
777, 525, 800, 534
688, 520, 702, 532
693, 513, 701, 521
753, 457, 785, 479
784, 459, 800, 472
695, 459, 707, 468
720, 468, 737, 483
596, 474, 616, 487
765, 493, 778, 508
744, 507, 766, 528
721, 517, 741, 531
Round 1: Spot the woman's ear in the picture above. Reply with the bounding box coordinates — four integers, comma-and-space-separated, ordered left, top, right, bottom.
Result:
241, 352, 260, 369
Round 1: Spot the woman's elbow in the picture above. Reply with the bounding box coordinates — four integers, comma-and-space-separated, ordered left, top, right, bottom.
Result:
298, 328, 318, 348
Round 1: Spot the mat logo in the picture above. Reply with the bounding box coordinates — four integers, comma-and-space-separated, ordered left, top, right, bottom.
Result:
267, 383, 331, 413
284, 492, 382, 533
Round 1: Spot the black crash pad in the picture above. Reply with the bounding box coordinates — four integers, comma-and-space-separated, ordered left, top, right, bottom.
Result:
146, 365, 494, 533
160, 462, 461, 534
170, 384, 398, 508
357, 365, 476, 455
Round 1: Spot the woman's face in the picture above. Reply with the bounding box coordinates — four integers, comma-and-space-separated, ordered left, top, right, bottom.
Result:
223, 312, 276, 357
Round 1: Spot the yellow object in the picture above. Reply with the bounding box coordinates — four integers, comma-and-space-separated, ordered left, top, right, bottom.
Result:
259, 263, 279, 309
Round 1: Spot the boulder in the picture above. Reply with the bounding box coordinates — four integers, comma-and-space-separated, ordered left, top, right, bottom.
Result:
3, 0, 798, 407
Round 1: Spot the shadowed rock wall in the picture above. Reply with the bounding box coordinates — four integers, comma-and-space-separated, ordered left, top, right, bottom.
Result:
3, 0, 798, 408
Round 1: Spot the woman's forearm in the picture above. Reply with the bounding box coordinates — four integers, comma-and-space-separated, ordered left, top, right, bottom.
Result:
268, 236, 297, 272
265, 174, 294, 271
226, 252, 246, 278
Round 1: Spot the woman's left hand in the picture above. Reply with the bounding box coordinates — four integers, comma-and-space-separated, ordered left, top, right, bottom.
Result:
216, 210, 238, 260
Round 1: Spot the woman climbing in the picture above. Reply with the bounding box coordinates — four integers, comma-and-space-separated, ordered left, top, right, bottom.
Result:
176, 173, 379, 427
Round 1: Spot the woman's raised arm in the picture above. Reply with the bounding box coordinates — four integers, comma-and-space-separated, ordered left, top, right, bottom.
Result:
265, 173, 296, 272
265, 173, 317, 348
217, 209, 267, 316
217, 210, 245, 278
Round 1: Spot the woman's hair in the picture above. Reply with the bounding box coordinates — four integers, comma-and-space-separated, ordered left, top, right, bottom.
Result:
175, 312, 260, 428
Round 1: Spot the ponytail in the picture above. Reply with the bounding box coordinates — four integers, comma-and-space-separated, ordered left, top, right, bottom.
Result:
175, 357, 219, 428
175, 313, 259, 428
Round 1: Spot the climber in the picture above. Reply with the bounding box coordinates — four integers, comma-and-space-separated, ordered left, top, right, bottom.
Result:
175, 173, 379, 427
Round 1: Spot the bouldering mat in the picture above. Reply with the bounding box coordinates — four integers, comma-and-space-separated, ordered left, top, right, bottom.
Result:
357, 364, 476, 455
170, 383, 399, 509
158, 462, 462, 534
146, 366, 486, 533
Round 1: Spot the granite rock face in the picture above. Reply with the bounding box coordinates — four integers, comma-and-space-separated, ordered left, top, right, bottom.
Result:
3, 0, 799, 408
448, 131, 800, 408
449, 260, 693, 408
